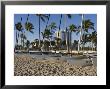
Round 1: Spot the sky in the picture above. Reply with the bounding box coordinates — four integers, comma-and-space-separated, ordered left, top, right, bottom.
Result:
14, 14, 97, 45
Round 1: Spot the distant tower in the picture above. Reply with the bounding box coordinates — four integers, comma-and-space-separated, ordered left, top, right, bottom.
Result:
55, 30, 67, 41
66, 30, 72, 52
55, 31, 61, 38
55, 30, 71, 50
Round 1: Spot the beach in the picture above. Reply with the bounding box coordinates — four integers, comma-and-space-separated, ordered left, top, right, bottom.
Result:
14, 54, 97, 76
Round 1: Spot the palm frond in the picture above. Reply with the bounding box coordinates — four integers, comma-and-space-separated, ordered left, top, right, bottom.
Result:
67, 14, 72, 19
15, 22, 23, 31
40, 16, 45, 22
25, 22, 34, 33
69, 24, 77, 32
29, 30, 33, 34
76, 30, 80, 35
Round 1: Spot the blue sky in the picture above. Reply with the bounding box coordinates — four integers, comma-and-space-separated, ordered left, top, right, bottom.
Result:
14, 14, 97, 44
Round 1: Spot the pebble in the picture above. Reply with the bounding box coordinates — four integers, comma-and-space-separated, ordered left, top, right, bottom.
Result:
14, 55, 97, 76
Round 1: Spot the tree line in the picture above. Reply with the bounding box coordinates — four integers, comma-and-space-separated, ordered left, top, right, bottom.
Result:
15, 14, 97, 53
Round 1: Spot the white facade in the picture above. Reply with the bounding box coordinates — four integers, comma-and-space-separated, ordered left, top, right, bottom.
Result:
55, 30, 72, 45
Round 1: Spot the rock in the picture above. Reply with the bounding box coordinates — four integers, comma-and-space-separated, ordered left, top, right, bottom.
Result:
14, 54, 97, 76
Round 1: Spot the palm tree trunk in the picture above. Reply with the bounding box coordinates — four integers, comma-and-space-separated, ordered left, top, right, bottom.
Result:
92, 41, 94, 51
79, 14, 84, 53
49, 38, 51, 51
21, 33, 22, 50
78, 40, 80, 53
23, 32, 24, 49
64, 15, 69, 53
39, 16, 41, 48
64, 15, 67, 52
16, 30, 18, 46
58, 14, 62, 51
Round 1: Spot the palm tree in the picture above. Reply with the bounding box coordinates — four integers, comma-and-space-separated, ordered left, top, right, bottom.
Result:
69, 24, 77, 32
92, 31, 97, 51
73, 40, 78, 50
34, 39, 39, 49
43, 29, 52, 42
25, 22, 34, 33
41, 22, 57, 51
68, 24, 77, 53
25, 40, 30, 51
82, 19, 95, 33
64, 14, 72, 53
25, 21, 34, 49
48, 22, 57, 33
77, 14, 84, 53
82, 19, 95, 51
36, 14, 49, 48
81, 33, 89, 50
25, 14, 34, 33
20, 31, 27, 49
41, 31, 46, 51
15, 17, 23, 49
24, 14, 35, 50
58, 14, 63, 32
77, 15, 95, 52
15, 22, 22, 46
89, 31, 97, 51
23, 34, 27, 48
48, 22, 57, 50
54, 37, 61, 51
41, 14, 50, 51
43, 40, 50, 51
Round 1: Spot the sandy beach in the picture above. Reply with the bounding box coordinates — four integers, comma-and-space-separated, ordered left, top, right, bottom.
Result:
14, 54, 97, 76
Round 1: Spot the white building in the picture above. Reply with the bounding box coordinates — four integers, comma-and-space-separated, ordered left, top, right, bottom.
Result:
55, 30, 66, 41
55, 30, 72, 49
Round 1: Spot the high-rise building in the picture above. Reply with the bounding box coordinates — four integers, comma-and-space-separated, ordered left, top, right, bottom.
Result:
55, 30, 72, 48
66, 30, 72, 46
61, 30, 66, 41
55, 30, 67, 41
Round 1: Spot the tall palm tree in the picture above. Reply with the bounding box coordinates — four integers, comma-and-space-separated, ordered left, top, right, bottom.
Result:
24, 14, 35, 50
25, 40, 30, 51
15, 22, 22, 46
41, 31, 46, 51
25, 14, 34, 33
20, 33, 24, 47
77, 15, 95, 52
54, 37, 61, 51
69, 24, 77, 53
58, 14, 63, 32
42, 29, 52, 51
48, 22, 57, 50
77, 14, 84, 53
82, 19, 95, 51
36, 14, 49, 48
15, 17, 23, 49
41, 14, 50, 51
89, 31, 97, 51
64, 14, 72, 53
23, 34, 27, 48
81, 33, 89, 50
41, 21, 57, 51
